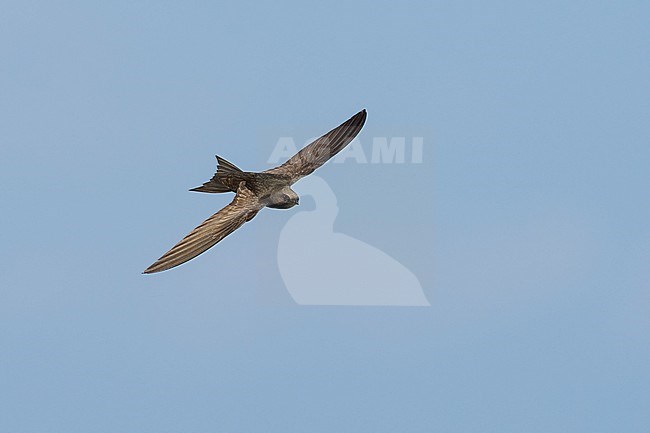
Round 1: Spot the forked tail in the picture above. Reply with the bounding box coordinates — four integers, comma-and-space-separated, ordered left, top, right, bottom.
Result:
190, 155, 243, 193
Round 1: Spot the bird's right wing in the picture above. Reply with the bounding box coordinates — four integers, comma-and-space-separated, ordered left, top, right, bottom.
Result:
264, 109, 367, 184
144, 182, 262, 274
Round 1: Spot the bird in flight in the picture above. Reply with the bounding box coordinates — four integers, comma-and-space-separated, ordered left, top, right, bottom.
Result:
143, 109, 367, 274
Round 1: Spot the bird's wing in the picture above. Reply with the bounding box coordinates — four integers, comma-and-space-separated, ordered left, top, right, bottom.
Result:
264, 109, 367, 183
143, 182, 262, 274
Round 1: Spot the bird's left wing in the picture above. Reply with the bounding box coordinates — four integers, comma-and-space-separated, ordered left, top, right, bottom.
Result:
143, 182, 262, 274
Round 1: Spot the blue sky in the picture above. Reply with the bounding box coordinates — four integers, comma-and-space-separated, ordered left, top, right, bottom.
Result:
1, 1, 649, 431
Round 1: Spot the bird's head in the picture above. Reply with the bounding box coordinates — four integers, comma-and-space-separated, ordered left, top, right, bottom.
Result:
267, 187, 300, 209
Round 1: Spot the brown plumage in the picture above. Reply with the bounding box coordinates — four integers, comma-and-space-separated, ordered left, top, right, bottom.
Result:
143, 109, 367, 274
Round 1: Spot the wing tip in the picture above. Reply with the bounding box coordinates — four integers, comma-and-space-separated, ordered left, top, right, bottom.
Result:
142, 265, 158, 274
143, 259, 171, 274
354, 108, 367, 125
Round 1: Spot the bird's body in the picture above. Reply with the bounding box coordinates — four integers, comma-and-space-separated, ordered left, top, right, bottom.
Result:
144, 109, 367, 274
195, 161, 298, 208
